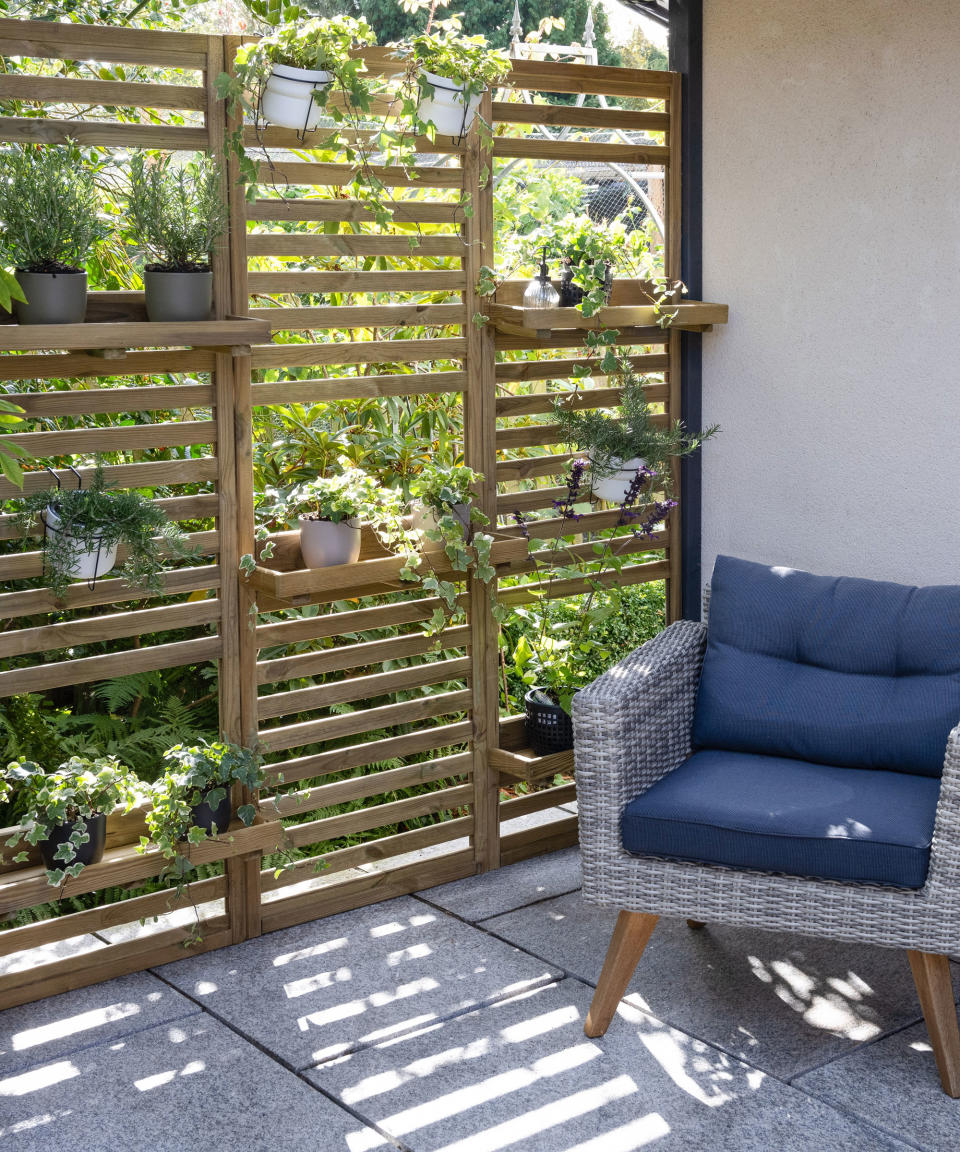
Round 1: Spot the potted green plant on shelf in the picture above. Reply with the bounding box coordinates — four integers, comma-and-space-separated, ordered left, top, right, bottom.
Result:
281, 467, 382, 569
0, 144, 106, 324
15, 465, 193, 599
552, 359, 718, 504
126, 152, 228, 323
532, 213, 650, 316
1, 756, 139, 886
408, 462, 482, 552
396, 14, 509, 140
142, 740, 266, 884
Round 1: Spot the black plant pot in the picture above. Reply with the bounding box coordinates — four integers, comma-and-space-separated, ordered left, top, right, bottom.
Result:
39, 813, 107, 871
524, 688, 576, 756
557, 262, 613, 309
190, 788, 232, 836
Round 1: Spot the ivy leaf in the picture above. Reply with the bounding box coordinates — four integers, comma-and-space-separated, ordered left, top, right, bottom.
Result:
237, 804, 256, 827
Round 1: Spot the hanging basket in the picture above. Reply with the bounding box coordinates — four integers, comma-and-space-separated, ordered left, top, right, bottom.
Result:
417, 71, 483, 141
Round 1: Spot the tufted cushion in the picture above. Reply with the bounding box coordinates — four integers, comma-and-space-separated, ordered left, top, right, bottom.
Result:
621, 749, 940, 888
692, 555, 960, 777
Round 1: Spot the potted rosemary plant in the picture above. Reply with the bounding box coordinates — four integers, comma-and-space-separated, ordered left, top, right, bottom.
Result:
16, 465, 192, 598
399, 21, 509, 139
553, 359, 718, 505
0, 144, 106, 324
143, 740, 265, 883
2, 756, 139, 886
127, 153, 228, 322
223, 15, 376, 135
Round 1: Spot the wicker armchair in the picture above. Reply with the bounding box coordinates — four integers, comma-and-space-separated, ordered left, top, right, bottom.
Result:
573, 561, 960, 1097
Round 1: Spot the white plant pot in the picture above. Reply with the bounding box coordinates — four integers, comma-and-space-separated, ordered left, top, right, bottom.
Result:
590, 457, 648, 505
417, 71, 483, 138
260, 63, 333, 132
410, 501, 471, 552
299, 516, 361, 568
44, 506, 119, 582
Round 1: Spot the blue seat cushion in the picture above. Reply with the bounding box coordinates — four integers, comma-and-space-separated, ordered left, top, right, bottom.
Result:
692, 555, 960, 777
621, 749, 940, 888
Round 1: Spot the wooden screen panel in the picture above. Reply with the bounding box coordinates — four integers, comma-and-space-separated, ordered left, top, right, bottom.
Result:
0, 21, 250, 1010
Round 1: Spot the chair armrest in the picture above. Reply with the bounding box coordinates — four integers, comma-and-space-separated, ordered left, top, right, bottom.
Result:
573, 619, 707, 862
927, 722, 960, 893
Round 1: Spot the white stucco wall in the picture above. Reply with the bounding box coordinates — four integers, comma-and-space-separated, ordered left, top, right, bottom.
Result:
700, 0, 960, 588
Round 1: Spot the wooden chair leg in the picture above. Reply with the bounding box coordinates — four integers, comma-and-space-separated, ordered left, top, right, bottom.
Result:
686, 919, 706, 930
585, 911, 658, 1038
908, 949, 960, 1098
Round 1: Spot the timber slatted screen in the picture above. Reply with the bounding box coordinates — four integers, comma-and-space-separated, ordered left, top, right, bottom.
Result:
0, 18, 681, 1008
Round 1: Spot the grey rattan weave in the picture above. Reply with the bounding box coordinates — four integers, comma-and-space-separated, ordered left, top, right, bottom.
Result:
573, 619, 960, 954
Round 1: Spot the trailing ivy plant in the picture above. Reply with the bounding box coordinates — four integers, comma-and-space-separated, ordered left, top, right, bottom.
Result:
2, 756, 139, 887
126, 152, 228, 272
15, 465, 194, 600
141, 740, 266, 886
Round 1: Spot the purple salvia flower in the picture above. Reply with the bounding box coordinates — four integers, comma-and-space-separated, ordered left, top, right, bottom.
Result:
512, 510, 529, 538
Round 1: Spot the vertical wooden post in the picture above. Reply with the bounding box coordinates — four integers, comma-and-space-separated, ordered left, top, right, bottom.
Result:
213, 34, 261, 941
665, 73, 683, 624
462, 93, 501, 873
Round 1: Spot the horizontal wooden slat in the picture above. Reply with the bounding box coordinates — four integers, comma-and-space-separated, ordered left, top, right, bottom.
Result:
503, 58, 673, 98
246, 233, 465, 259
257, 161, 462, 188
0, 635, 221, 698
494, 353, 669, 383
0, 563, 219, 621
0, 419, 215, 456
500, 558, 670, 605
0, 875, 225, 958
0, 17, 208, 67
492, 100, 669, 132
0, 73, 206, 110
0, 492, 218, 542
0, 526, 219, 581
0, 115, 207, 148
258, 849, 475, 935
500, 783, 578, 820
260, 815, 472, 891
259, 689, 471, 753
244, 124, 464, 157
0, 348, 215, 381
246, 199, 460, 225
496, 413, 666, 451
0, 598, 219, 659
252, 337, 466, 369
255, 593, 461, 648
250, 304, 466, 330
285, 782, 473, 848
248, 270, 466, 294
263, 720, 471, 787
251, 371, 465, 405
495, 452, 576, 481
495, 327, 670, 352
258, 625, 469, 685
0, 456, 217, 501
7, 382, 214, 417
501, 815, 579, 865
268, 751, 471, 818
495, 383, 667, 418
257, 656, 471, 721
493, 137, 669, 165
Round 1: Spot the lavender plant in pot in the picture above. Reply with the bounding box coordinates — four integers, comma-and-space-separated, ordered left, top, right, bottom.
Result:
2, 756, 139, 886
127, 152, 228, 323
0, 144, 106, 324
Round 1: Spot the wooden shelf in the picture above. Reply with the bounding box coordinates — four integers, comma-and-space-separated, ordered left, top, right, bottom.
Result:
0, 291, 270, 353
493, 713, 575, 785
488, 278, 728, 339
248, 526, 529, 609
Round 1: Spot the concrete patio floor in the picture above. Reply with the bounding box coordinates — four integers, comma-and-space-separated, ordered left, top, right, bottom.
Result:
1, 846, 958, 1151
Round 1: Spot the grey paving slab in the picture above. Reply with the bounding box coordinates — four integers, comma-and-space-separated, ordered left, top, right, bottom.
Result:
307, 978, 909, 1152
796, 1018, 960, 1151
420, 847, 581, 922
484, 891, 944, 1080
0, 1015, 389, 1152
156, 895, 562, 1071
0, 970, 200, 1074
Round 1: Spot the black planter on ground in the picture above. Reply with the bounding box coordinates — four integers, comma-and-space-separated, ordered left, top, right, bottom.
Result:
38, 812, 107, 871
524, 688, 575, 756
190, 788, 232, 836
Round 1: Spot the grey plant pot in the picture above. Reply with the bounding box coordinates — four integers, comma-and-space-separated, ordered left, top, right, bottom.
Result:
14, 270, 87, 325
144, 268, 213, 323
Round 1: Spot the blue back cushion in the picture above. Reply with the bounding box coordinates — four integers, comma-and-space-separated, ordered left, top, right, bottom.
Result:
692, 556, 960, 777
